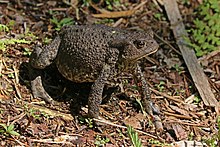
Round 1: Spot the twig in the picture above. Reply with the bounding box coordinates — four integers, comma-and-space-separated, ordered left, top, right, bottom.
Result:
163, 111, 192, 120
93, 118, 158, 139
150, 88, 183, 103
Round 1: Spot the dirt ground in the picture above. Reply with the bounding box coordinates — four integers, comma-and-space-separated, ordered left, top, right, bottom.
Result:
0, 0, 219, 146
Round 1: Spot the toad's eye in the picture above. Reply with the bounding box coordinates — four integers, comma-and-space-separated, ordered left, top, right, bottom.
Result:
133, 40, 146, 49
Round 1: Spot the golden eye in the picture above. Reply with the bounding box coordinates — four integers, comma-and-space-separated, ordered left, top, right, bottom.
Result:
134, 40, 146, 49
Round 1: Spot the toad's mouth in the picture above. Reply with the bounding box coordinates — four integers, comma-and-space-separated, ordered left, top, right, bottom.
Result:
128, 45, 159, 62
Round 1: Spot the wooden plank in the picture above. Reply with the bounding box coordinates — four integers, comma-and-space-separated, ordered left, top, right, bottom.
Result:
163, 0, 217, 107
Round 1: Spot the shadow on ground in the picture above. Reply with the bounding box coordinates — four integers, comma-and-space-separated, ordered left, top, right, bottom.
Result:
18, 61, 121, 116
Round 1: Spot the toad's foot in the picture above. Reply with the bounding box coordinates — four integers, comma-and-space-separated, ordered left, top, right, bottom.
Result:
31, 75, 54, 103
29, 64, 54, 104
143, 99, 160, 116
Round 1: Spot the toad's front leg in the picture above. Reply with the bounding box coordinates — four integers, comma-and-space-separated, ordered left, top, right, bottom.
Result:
29, 66, 53, 103
88, 64, 111, 119
29, 35, 61, 103
133, 64, 160, 116
28, 36, 61, 103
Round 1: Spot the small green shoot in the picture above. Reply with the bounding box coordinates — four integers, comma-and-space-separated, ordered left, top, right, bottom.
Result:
105, 0, 121, 10
7, 73, 15, 79
173, 64, 184, 74
28, 108, 41, 120
154, 13, 166, 21
188, 131, 194, 141
7, 20, 15, 30
24, 105, 47, 120
0, 123, 20, 136
0, 24, 9, 32
156, 81, 165, 92
43, 37, 52, 44
78, 117, 94, 128
82, 0, 90, 7
24, 30, 38, 41
193, 95, 201, 104
0, 23, 35, 52
95, 18, 115, 24
127, 125, 142, 147
135, 99, 147, 116
94, 135, 110, 147
23, 48, 32, 57
148, 138, 171, 146
50, 16, 74, 31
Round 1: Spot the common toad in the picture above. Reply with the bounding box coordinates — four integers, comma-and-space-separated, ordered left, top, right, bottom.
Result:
29, 24, 159, 119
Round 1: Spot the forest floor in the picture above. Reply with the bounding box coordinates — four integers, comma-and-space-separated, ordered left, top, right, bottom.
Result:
0, 0, 219, 146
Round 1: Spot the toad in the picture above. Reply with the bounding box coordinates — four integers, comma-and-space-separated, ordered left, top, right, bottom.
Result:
29, 24, 159, 119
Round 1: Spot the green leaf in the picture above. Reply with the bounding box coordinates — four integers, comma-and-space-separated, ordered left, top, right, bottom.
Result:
0, 24, 9, 32
196, 49, 205, 57
127, 125, 142, 147
210, 0, 220, 12
9, 130, 20, 136
7, 124, 15, 132
60, 18, 73, 26
208, 19, 215, 26
193, 19, 205, 30
0, 123, 7, 131
50, 17, 59, 25
216, 40, 220, 45
200, 4, 210, 16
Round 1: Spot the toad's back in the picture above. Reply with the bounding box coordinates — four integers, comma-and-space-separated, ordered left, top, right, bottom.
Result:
56, 25, 132, 82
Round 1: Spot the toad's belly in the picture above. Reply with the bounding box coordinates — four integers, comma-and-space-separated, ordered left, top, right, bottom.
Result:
56, 60, 101, 83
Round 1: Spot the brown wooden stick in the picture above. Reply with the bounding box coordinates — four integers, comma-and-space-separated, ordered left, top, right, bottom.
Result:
163, 0, 218, 108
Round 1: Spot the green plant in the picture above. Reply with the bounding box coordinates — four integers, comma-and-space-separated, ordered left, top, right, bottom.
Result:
0, 23, 36, 52
95, 18, 115, 24
204, 116, 220, 147
188, 131, 194, 141
7, 72, 15, 79
24, 29, 38, 41
0, 38, 31, 51
78, 117, 94, 128
193, 95, 201, 104
94, 135, 110, 147
23, 48, 31, 56
148, 138, 171, 146
189, 0, 220, 57
173, 64, 184, 74
50, 16, 74, 31
0, 123, 20, 136
82, 0, 90, 7
43, 37, 52, 44
127, 125, 142, 147
156, 81, 165, 92
105, 0, 120, 10
7, 20, 15, 30
154, 13, 166, 21
24, 105, 44, 120
0, 24, 9, 32
135, 99, 147, 116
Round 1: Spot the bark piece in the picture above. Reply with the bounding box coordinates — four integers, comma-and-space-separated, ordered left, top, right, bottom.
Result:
164, 0, 218, 107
